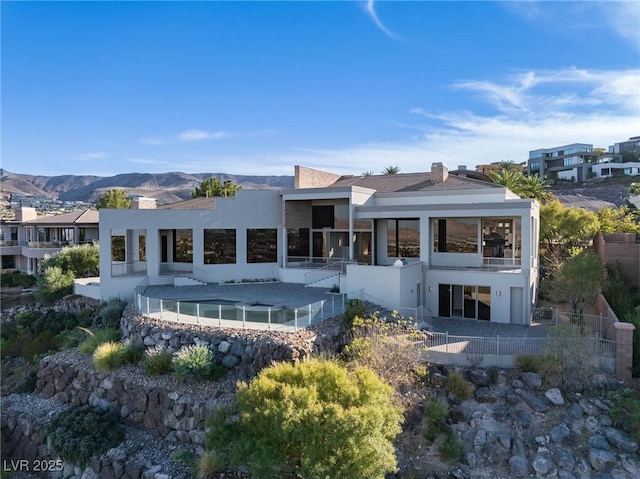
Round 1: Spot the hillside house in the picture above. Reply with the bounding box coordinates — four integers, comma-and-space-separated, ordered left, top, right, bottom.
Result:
99, 164, 540, 325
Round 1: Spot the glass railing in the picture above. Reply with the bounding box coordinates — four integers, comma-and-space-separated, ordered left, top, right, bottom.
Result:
135, 293, 346, 332
111, 261, 148, 277
159, 263, 194, 275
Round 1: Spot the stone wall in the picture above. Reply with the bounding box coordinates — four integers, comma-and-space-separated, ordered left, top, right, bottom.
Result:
120, 304, 350, 378
596, 292, 636, 380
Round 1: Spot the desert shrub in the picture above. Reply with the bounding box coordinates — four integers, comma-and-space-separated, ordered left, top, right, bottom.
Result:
195, 451, 219, 479
343, 315, 426, 396
515, 354, 542, 373
143, 345, 174, 375
444, 371, 474, 401
93, 342, 127, 372
94, 299, 126, 329
56, 328, 87, 350
205, 360, 403, 479
78, 328, 121, 354
41, 243, 99, 278
540, 325, 599, 391
122, 339, 145, 364
609, 388, 640, 441
439, 432, 463, 463
15, 367, 38, 393
173, 345, 223, 381
37, 266, 74, 304
0, 271, 36, 288
47, 405, 124, 467
423, 397, 449, 442
343, 298, 365, 327
1, 330, 60, 361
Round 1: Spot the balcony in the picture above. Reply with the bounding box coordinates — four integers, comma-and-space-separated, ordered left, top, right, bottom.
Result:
111, 261, 148, 277
159, 263, 194, 276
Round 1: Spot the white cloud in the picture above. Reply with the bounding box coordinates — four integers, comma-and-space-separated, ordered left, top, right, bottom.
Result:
178, 129, 229, 141
77, 151, 106, 161
364, 0, 397, 39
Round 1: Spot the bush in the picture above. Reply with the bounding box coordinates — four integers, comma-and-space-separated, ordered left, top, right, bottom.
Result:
95, 299, 126, 329
515, 354, 542, 373
41, 243, 99, 278
78, 328, 121, 354
0, 271, 36, 288
47, 405, 125, 467
444, 371, 474, 401
173, 345, 223, 381
195, 451, 219, 479
609, 388, 640, 441
93, 342, 127, 372
343, 298, 365, 327
37, 266, 74, 304
423, 397, 449, 442
205, 360, 403, 479
2, 330, 60, 361
122, 339, 145, 365
143, 345, 174, 375
439, 432, 463, 463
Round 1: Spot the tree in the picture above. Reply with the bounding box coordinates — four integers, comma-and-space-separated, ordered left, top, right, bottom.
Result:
382, 166, 400, 175
205, 360, 403, 479
542, 249, 603, 315
38, 243, 99, 304
539, 200, 600, 265
192, 177, 242, 198
596, 206, 640, 234
97, 189, 131, 209
496, 160, 520, 171
488, 169, 525, 193
37, 266, 75, 304
518, 174, 555, 203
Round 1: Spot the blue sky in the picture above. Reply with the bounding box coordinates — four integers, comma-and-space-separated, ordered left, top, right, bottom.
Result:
2, 1, 639, 177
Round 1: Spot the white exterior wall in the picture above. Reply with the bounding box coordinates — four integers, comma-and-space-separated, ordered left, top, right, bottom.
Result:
592, 161, 640, 178
99, 191, 282, 300
345, 262, 423, 309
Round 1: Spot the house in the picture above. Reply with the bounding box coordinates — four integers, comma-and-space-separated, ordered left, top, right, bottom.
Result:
591, 136, 640, 178
527, 143, 598, 182
0, 207, 99, 274
98, 164, 540, 325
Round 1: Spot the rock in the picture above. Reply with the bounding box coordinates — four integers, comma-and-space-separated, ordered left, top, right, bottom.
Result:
569, 403, 584, 419
588, 433, 611, 451
545, 388, 565, 405
586, 415, 599, 432
520, 372, 542, 390
221, 354, 240, 368
588, 448, 617, 471
551, 445, 576, 470
550, 423, 571, 443
474, 429, 487, 447
464, 452, 478, 468
514, 409, 532, 427
496, 432, 511, 450
579, 398, 602, 416
509, 454, 529, 477
475, 386, 497, 403
558, 471, 577, 479
217, 340, 231, 354
602, 427, 639, 453
430, 372, 446, 387
532, 454, 553, 475
468, 369, 491, 387
515, 389, 549, 413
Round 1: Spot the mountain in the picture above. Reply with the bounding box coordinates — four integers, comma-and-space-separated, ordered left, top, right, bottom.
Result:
0, 169, 294, 205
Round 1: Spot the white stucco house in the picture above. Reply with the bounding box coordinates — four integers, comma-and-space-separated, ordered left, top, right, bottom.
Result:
99, 164, 540, 325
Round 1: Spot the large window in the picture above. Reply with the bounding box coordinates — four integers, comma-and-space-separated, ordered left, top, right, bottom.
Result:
433, 218, 478, 253
387, 219, 420, 258
287, 228, 310, 258
438, 284, 491, 320
139, 235, 146, 261
247, 229, 277, 263
174, 229, 193, 263
312, 205, 334, 229
204, 229, 236, 264
111, 236, 125, 261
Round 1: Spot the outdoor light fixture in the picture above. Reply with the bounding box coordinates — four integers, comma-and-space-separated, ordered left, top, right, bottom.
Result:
496, 290, 502, 296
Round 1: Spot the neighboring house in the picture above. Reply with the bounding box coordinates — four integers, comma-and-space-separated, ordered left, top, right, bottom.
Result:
594, 232, 640, 289
99, 164, 540, 325
527, 143, 598, 182
591, 136, 640, 179
0, 207, 99, 274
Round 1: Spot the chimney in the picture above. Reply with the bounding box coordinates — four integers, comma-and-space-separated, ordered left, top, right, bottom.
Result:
15, 207, 37, 222
130, 197, 156, 209
431, 162, 449, 183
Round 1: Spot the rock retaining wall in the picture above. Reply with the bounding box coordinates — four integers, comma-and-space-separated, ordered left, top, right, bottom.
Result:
120, 304, 350, 378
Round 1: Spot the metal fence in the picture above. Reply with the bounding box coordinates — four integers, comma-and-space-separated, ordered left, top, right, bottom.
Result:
532, 307, 605, 337
421, 332, 615, 371
135, 292, 346, 332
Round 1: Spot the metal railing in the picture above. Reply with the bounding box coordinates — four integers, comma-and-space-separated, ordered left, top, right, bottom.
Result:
532, 307, 605, 337
421, 332, 615, 371
304, 258, 351, 285
111, 261, 148, 277
135, 292, 346, 332
482, 257, 522, 268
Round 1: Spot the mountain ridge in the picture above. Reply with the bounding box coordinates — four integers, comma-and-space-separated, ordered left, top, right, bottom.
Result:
0, 169, 295, 205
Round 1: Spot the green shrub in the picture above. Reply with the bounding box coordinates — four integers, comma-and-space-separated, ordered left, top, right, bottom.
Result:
78, 328, 121, 354
41, 243, 99, 278
143, 345, 174, 375
56, 328, 87, 350
93, 342, 127, 372
0, 271, 36, 288
95, 299, 126, 329
205, 360, 403, 479
37, 266, 74, 304
15, 367, 38, 393
439, 432, 463, 463
122, 339, 145, 365
343, 298, 365, 327
173, 345, 223, 381
423, 397, 449, 442
444, 371, 474, 401
515, 354, 542, 373
47, 405, 125, 467
23, 331, 60, 361
609, 388, 640, 441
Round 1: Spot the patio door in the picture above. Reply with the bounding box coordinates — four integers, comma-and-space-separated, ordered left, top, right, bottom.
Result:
438, 283, 491, 320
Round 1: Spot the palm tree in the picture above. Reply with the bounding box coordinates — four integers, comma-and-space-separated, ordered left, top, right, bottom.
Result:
362, 171, 374, 176
496, 160, 520, 172
519, 174, 554, 203
488, 169, 524, 193
382, 166, 400, 175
